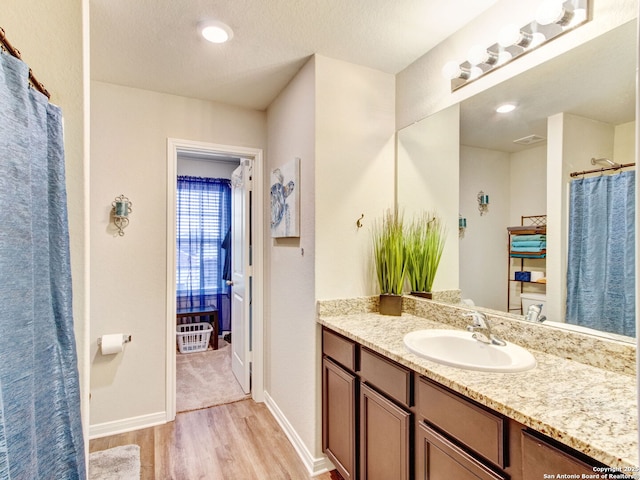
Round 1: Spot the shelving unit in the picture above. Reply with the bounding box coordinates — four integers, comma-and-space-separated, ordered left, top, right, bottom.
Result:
507, 215, 547, 314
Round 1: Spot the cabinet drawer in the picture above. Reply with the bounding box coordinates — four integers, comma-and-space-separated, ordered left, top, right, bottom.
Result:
417, 377, 506, 468
416, 422, 507, 480
323, 328, 357, 371
360, 347, 412, 406
521, 430, 596, 480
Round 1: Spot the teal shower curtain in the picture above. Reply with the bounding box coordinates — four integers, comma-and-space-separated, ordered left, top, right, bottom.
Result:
0, 53, 85, 478
566, 170, 636, 337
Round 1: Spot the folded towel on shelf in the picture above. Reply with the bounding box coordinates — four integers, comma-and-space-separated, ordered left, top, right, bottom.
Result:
507, 226, 544, 232
510, 245, 546, 253
511, 234, 546, 242
509, 240, 545, 248
510, 252, 547, 258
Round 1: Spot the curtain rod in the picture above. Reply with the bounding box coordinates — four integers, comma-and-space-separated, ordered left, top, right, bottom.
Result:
569, 162, 635, 178
0, 27, 50, 99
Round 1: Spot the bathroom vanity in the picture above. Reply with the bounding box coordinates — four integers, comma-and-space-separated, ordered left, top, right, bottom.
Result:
318, 297, 638, 480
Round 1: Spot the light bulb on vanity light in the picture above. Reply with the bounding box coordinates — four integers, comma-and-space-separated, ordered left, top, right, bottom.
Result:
570, 7, 587, 27
498, 24, 533, 48
529, 31, 546, 48
472, 47, 512, 67
442, 61, 483, 81
442, 61, 464, 80
536, 0, 574, 26
468, 66, 483, 80
468, 45, 497, 66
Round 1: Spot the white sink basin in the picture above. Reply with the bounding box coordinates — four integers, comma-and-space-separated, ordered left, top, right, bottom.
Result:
403, 329, 536, 373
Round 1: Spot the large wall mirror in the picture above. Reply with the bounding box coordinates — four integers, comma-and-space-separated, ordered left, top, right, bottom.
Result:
397, 19, 637, 343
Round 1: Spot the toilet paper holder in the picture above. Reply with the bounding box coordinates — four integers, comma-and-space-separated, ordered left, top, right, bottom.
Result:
97, 334, 132, 347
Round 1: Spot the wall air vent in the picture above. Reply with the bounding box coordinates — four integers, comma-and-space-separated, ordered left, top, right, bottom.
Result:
513, 134, 546, 146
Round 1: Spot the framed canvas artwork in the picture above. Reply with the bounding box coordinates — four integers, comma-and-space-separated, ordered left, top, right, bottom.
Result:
270, 157, 300, 238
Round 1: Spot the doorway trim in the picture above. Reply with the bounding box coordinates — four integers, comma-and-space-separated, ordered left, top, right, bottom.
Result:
166, 138, 265, 421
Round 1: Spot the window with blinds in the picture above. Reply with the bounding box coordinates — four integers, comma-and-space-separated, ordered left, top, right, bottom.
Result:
176, 176, 231, 298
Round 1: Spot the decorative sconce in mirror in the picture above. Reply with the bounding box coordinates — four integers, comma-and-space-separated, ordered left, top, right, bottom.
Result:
459, 214, 467, 237
442, 0, 589, 91
477, 191, 489, 216
112, 194, 132, 236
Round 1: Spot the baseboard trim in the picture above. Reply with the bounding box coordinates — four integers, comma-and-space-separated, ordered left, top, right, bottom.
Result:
89, 411, 166, 439
263, 391, 334, 476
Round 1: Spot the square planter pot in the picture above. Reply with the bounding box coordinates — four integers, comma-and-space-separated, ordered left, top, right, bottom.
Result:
410, 291, 433, 299
379, 294, 403, 316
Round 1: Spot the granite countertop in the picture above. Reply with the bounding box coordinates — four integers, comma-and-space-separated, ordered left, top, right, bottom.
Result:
318, 312, 639, 471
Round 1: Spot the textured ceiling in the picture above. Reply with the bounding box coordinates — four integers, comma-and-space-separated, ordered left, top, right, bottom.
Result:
90, 0, 499, 110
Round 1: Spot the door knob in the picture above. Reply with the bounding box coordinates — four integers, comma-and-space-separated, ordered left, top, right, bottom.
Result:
226, 280, 234, 286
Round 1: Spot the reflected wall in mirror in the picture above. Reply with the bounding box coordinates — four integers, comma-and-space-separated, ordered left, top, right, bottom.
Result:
396, 19, 636, 342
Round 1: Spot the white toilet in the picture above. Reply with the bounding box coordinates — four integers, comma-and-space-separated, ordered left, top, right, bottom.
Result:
520, 292, 547, 317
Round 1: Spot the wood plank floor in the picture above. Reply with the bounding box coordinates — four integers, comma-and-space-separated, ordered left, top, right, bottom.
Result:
89, 399, 342, 480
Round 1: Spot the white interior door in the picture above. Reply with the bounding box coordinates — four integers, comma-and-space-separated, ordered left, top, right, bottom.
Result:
230, 159, 252, 393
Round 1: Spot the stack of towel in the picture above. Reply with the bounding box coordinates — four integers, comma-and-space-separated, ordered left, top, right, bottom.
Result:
510, 234, 546, 258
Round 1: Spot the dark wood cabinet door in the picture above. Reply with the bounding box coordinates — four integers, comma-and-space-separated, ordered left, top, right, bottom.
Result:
323, 357, 357, 480
415, 422, 507, 480
521, 430, 596, 480
360, 383, 411, 480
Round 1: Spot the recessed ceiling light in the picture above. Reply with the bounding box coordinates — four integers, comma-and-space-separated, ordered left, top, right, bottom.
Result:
200, 21, 233, 44
496, 103, 516, 113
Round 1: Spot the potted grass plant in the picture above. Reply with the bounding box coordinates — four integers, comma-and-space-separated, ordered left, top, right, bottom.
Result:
406, 212, 446, 299
372, 208, 407, 316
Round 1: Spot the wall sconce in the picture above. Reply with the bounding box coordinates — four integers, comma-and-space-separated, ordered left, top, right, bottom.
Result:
442, 0, 589, 91
459, 214, 467, 237
111, 194, 132, 236
477, 191, 489, 216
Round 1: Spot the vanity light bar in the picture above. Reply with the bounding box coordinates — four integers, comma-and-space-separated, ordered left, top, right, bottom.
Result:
442, 0, 589, 91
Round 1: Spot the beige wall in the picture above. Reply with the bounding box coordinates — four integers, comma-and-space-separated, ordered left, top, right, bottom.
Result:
90, 81, 266, 429
1, 0, 89, 450
315, 56, 396, 300
265, 55, 395, 469
509, 146, 547, 226
459, 145, 510, 310
397, 104, 460, 292
614, 121, 637, 164
265, 56, 318, 464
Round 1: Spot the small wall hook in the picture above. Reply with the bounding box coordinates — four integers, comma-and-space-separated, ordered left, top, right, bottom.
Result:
356, 214, 365, 229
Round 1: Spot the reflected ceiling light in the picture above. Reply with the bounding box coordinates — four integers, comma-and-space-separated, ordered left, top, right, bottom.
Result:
200, 21, 233, 44
496, 103, 516, 113
442, 0, 589, 92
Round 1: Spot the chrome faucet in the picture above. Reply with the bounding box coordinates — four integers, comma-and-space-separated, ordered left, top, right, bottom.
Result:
525, 304, 546, 323
465, 311, 506, 346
